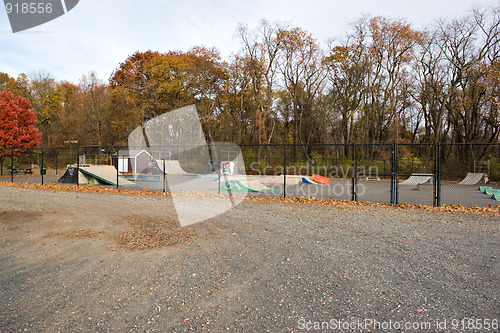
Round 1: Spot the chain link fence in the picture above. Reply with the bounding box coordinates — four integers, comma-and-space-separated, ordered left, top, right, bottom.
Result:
1, 143, 499, 207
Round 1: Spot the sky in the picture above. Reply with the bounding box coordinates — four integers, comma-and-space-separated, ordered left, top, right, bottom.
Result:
0, 0, 497, 84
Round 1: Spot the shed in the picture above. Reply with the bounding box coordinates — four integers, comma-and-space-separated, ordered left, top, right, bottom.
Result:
112, 150, 153, 174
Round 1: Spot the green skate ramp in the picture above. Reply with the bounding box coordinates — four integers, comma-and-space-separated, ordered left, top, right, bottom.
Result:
485, 188, 500, 195
479, 186, 492, 193
223, 180, 274, 192
79, 165, 135, 186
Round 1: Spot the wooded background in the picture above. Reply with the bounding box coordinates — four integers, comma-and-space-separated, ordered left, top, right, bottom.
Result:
1, 9, 499, 156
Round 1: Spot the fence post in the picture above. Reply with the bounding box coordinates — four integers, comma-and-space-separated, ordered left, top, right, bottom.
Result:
116, 148, 119, 189
391, 143, 399, 205
283, 144, 287, 198
41, 149, 44, 185
351, 143, 357, 201
433, 144, 437, 206
217, 146, 221, 195
55, 149, 58, 175
10, 148, 14, 183
390, 144, 394, 204
435, 142, 441, 207
433, 142, 441, 207
76, 146, 79, 187
395, 143, 399, 205
162, 158, 166, 193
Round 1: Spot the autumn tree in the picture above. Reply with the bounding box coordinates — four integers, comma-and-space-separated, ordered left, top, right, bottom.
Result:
0, 73, 31, 99
149, 47, 226, 142
54, 74, 139, 147
236, 20, 285, 146
325, 16, 421, 145
107, 86, 140, 146
0, 8, 496, 152
0, 90, 42, 170
110, 47, 226, 144
411, 29, 451, 143
441, 7, 500, 144
0, 73, 17, 93
55, 74, 112, 146
52, 80, 81, 146
325, 19, 371, 147
29, 71, 63, 147
364, 17, 422, 143
278, 26, 327, 159
221, 54, 257, 143
78, 73, 113, 146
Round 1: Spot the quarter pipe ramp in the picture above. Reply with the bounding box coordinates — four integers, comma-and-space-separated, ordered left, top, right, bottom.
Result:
156, 160, 190, 175
400, 173, 433, 185
459, 173, 488, 185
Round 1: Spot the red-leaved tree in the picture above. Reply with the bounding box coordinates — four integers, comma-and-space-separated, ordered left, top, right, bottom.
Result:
0, 90, 42, 158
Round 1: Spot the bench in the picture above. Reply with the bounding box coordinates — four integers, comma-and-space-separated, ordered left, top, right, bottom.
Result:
365, 176, 380, 181
8, 168, 19, 174
6, 166, 33, 175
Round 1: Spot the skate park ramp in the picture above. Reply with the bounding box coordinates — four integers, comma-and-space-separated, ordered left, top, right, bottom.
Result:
156, 160, 190, 175
480, 187, 500, 199
298, 177, 319, 185
480, 186, 492, 193
484, 188, 500, 195
256, 175, 303, 185
297, 175, 330, 185
459, 173, 487, 185
78, 165, 135, 186
58, 166, 87, 185
400, 173, 433, 185
221, 175, 303, 185
223, 180, 273, 192
311, 174, 330, 185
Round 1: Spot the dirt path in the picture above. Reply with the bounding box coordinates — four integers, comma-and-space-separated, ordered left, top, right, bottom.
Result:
0, 186, 499, 332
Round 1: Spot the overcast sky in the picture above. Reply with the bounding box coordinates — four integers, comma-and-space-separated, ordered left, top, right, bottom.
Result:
0, 0, 497, 84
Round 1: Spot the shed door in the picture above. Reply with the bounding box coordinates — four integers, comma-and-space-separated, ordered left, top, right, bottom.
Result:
118, 158, 128, 173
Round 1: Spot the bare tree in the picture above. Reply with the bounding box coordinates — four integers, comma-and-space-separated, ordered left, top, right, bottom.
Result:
236, 20, 286, 145
278, 26, 327, 160
325, 17, 371, 148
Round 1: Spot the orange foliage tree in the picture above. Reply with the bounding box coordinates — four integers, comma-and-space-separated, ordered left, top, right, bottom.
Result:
0, 90, 42, 173
0, 90, 42, 155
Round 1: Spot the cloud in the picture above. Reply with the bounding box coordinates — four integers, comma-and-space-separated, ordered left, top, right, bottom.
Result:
0, 0, 495, 83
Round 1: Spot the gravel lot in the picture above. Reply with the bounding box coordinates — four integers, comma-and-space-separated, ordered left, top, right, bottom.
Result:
0, 185, 499, 332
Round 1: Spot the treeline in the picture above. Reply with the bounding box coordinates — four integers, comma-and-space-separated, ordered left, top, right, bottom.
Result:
1, 8, 499, 156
